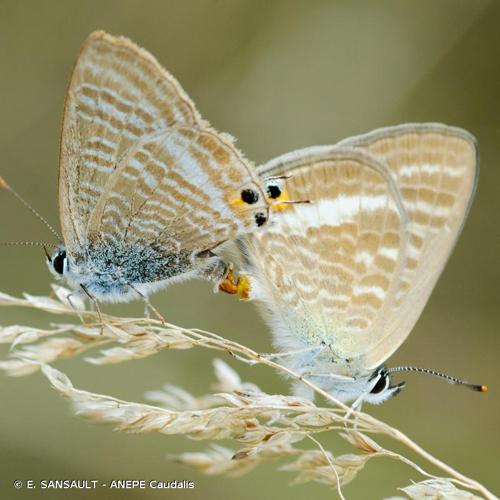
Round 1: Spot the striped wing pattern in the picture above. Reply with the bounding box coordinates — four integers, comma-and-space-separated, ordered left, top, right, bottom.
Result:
243, 148, 408, 373
89, 127, 264, 253
338, 124, 478, 368
59, 31, 266, 263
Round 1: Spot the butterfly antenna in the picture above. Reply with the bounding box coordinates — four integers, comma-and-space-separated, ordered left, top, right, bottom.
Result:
0, 176, 62, 242
270, 199, 310, 208
0, 242, 57, 248
387, 366, 488, 392
0, 242, 57, 262
264, 174, 291, 181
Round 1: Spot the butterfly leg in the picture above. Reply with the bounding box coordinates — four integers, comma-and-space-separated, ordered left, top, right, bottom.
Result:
197, 253, 251, 298
342, 394, 367, 424
300, 372, 355, 382
226, 350, 259, 366
143, 301, 150, 320
261, 344, 326, 364
66, 289, 87, 325
228, 345, 324, 369
126, 283, 165, 324
80, 284, 104, 335
195, 251, 235, 292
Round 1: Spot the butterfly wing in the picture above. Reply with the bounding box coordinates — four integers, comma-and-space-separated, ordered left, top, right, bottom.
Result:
59, 31, 267, 267
88, 126, 267, 257
337, 123, 478, 369
243, 147, 408, 376
59, 31, 201, 256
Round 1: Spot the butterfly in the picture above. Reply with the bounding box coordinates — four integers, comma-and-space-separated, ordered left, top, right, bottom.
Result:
230, 124, 481, 405
42, 31, 279, 307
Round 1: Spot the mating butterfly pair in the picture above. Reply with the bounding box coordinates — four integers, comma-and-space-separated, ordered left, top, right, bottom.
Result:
13, 32, 482, 405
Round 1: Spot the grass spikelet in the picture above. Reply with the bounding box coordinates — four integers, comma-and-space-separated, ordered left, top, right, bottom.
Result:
0, 287, 495, 499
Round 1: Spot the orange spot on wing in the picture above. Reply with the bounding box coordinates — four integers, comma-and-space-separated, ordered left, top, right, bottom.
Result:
0, 177, 7, 189
271, 190, 291, 212
230, 197, 246, 210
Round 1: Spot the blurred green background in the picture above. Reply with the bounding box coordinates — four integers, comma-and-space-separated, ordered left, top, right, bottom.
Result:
0, 0, 499, 498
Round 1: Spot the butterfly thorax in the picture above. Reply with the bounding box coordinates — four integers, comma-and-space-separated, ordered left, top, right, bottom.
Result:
60, 240, 199, 303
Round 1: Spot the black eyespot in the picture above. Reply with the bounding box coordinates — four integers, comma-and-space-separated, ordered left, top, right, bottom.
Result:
53, 251, 66, 275
241, 189, 259, 204
267, 184, 282, 199
370, 374, 388, 394
255, 213, 267, 227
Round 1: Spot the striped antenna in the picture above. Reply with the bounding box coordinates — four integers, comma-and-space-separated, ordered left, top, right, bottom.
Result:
0, 176, 62, 242
271, 199, 310, 208
264, 174, 291, 181
388, 366, 488, 392
0, 242, 58, 247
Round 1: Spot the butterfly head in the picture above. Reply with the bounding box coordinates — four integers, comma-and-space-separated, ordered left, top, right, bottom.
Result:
361, 366, 406, 405
303, 362, 406, 405
47, 245, 69, 278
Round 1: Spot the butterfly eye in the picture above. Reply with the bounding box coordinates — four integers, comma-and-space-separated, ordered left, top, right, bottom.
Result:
370, 373, 388, 394
241, 189, 259, 204
52, 251, 66, 275
267, 183, 282, 199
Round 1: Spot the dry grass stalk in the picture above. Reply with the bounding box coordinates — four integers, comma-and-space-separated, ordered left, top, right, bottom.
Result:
0, 285, 496, 499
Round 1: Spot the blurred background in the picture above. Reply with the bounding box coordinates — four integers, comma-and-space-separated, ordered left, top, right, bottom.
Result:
0, 0, 498, 498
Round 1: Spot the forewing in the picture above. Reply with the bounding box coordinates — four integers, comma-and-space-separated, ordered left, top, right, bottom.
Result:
245, 147, 408, 370
88, 126, 267, 256
338, 124, 478, 368
59, 31, 201, 256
